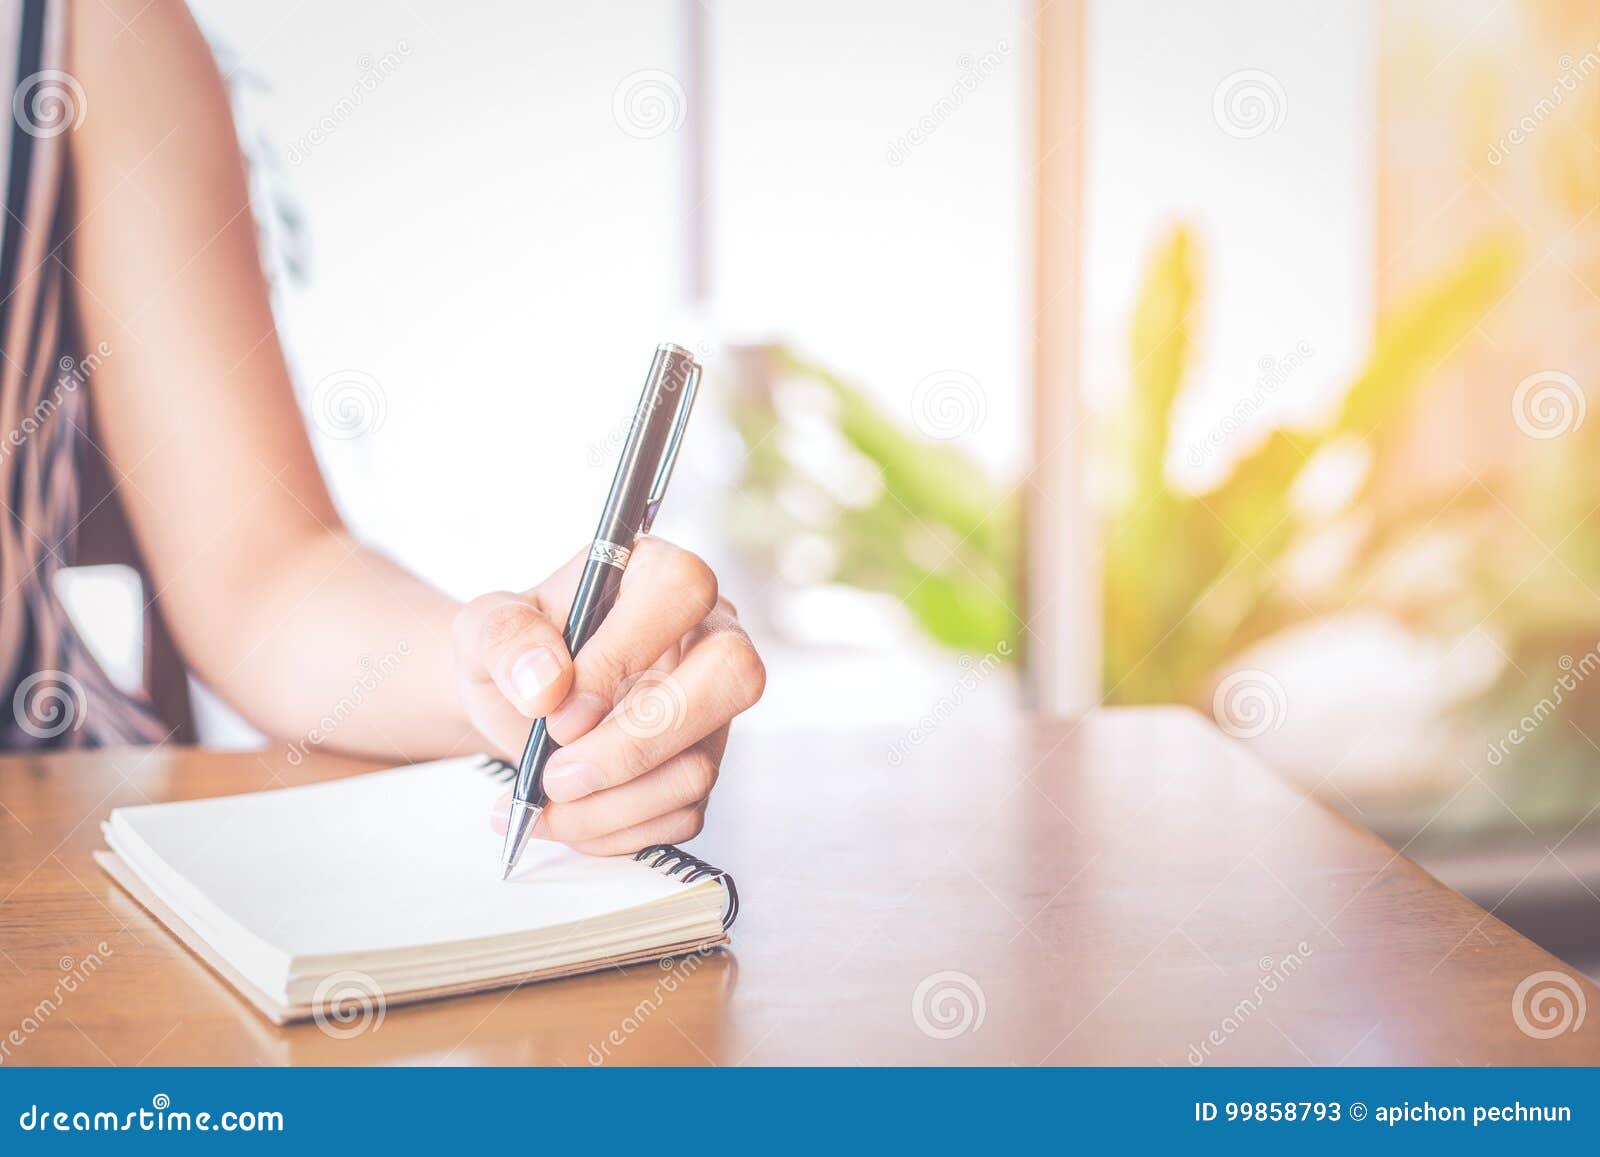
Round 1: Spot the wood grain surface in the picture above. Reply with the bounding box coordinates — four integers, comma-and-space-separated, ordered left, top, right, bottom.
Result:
1, 708, 1596, 1065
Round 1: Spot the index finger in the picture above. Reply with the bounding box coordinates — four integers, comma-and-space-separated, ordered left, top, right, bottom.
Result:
545, 537, 718, 743
543, 605, 763, 800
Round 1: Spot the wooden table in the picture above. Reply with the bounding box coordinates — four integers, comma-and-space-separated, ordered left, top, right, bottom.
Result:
2, 708, 1597, 1065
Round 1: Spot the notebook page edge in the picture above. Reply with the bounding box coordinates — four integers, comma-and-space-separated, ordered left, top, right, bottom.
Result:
103, 757, 732, 989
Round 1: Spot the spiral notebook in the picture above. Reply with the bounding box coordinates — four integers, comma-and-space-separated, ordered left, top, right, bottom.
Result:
94, 756, 737, 1025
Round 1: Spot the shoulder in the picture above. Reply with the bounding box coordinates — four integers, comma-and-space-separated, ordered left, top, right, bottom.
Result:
69, 0, 209, 62
68, 0, 234, 149
66, 0, 241, 199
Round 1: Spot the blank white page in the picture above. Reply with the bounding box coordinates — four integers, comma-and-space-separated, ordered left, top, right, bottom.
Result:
107, 758, 700, 957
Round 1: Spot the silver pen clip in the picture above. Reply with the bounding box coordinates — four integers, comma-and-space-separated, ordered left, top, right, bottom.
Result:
640, 356, 701, 535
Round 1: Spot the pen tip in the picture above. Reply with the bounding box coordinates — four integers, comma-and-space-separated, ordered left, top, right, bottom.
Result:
499, 800, 540, 883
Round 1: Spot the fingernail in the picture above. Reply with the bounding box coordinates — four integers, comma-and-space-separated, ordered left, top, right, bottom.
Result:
490, 793, 511, 834
548, 692, 608, 739
510, 647, 563, 708
544, 761, 604, 802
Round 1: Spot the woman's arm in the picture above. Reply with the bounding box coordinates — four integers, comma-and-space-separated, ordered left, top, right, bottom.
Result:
64, 0, 764, 855
66, 0, 468, 762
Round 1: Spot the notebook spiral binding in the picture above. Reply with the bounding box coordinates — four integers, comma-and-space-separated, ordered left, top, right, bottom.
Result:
479, 756, 518, 784
633, 845, 740, 930
476, 756, 738, 930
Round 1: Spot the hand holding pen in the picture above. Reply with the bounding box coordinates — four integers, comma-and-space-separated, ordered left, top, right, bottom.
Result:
449, 345, 766, 868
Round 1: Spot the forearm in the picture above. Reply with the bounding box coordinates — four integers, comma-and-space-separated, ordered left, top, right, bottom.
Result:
61, 1, 472, 763
205, 528, 474, 763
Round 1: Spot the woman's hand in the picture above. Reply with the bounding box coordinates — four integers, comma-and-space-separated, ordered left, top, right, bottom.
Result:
453, 538, 765, 855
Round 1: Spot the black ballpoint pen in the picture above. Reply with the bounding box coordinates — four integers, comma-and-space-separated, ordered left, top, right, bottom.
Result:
499, 343, 703, 879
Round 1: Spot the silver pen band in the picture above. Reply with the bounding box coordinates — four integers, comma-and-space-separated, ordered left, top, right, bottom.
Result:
588, 539, 632, 569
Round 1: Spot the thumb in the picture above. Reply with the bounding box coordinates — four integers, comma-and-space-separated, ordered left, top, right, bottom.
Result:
453, 591, 574, 719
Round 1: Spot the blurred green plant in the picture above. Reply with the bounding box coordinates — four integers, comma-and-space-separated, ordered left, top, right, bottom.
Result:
1101, 228, 1600, 834
726, 226, 1517, 704
725, 348, 1019, 653
1103, 226, 1518, 702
